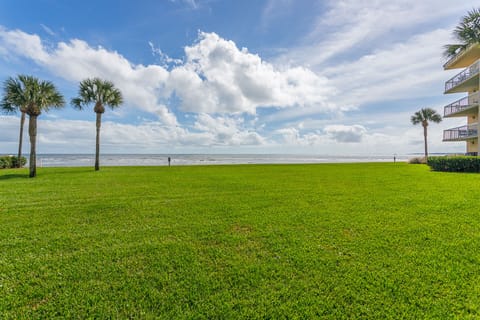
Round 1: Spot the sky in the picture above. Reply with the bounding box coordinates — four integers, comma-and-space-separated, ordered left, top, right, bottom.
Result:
0, 0, 478, 155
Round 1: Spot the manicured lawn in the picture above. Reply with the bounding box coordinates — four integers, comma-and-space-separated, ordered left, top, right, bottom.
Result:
1, 163, 479, 318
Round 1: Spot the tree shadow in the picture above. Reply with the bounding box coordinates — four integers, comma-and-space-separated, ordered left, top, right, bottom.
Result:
0, 173, 29, 180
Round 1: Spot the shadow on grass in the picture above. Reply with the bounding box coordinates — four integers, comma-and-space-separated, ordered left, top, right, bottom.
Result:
0, 173, 29, 180
43, 167, 96, 175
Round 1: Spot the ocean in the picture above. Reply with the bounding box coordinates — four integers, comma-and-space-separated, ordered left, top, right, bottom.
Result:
33, 154, 410, 167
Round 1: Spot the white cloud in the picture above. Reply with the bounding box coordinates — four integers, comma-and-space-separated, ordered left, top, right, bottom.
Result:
0, 27, 49, 63
0, 28, 336, 122
169, 0, 199, 9
266, 0, 478, 123
324, 29, 454, 107
4, 115, 267, 154
193, 113, 265, 146
279, 0, 476, 68
275, 127, 326, 146
169, 32, 336, 114
148, 41, 183, 67
0, 116, 21, 143
275, 124, 367, 146
324, 124, 367, 143
261, 0, 294, 30
40, 24, 56, 37
0, 28, 178, 126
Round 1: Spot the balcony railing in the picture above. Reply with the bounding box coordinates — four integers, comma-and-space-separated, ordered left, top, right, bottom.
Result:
443, 45, 467, 69
444, 92, 480, 116
443, 123, 478, 141
445, 60, 480, 92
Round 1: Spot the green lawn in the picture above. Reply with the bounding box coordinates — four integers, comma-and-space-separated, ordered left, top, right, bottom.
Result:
1, 163, 479, 319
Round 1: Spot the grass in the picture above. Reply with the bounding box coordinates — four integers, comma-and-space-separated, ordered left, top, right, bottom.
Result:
1, 163, 480, 318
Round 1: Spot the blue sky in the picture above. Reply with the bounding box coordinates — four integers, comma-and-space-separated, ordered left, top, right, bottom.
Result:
0, 0, 478, 155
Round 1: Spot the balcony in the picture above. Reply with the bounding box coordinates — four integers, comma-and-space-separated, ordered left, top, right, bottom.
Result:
444, 43, 480, 70
445, 60, 480, 94
443, 123, 478, 141
444, 92, 480, 117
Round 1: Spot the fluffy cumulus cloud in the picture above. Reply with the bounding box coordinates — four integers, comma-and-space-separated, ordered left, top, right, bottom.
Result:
324, 125, 367, 143
0, 28, 335, 120
0, 27, 177, 125
168, 32, 335, 114
275, 127, 325, 146
27, 117, 264, 153
275, 124, 367, 146
193, 113, 265, 146
0, 26, 343, 150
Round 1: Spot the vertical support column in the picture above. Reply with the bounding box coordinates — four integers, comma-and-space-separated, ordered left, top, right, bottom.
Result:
478, 73, 480, 156
478, 106, 480, 155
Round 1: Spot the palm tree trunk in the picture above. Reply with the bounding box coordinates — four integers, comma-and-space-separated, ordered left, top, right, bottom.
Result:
28, 115, 37, 178
17, 111, 25, 168
423, 124, 428, 159
95, 112, 102, 171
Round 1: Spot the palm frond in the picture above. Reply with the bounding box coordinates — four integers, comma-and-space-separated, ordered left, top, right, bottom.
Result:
411, 108, 442, 125
443, 44, 466, 58
454, 8, 480, 43
72, 77, 123, 111
444, 8, 480, 60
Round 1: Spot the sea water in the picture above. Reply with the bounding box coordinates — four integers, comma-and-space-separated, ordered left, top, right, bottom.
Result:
34, 154, 411, 167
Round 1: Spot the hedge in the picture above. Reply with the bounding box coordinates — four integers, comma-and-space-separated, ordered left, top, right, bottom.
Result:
427, 156, 480, 172
0, 156, 27, 169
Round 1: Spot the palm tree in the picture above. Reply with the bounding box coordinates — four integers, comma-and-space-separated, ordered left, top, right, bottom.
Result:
1, 77, 27, 167
71, 78, 123, 171
444, 8, 480, 58
20, 76, 65, 177
411, 108, 442, 159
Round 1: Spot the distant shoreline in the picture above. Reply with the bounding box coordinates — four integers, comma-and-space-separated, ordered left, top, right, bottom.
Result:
2, 153, 456, 168
16, 153, 419, 167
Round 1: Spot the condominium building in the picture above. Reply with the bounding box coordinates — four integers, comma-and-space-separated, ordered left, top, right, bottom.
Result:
442, 43, 480, 156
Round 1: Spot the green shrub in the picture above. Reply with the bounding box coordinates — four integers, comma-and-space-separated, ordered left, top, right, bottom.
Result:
0, 156, 12, 169
427, 156, 480, 172
0, 155, 27, 169
409, 156, 426, 164
11, 156, 27, 168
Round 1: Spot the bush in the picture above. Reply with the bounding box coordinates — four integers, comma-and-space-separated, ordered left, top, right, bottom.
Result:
408, 157, 426, 164
427, 156, 480, 172
0, 155, 27, 169
11, 156, 27, 168
0, 156, 12, 168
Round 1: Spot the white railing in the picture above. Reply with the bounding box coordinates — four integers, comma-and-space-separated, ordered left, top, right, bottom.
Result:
445, 60, 480, 92
443, 123, 478, 141
444, 92, 480, 116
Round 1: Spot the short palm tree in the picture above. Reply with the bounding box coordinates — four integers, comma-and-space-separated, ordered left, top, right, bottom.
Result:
444, 8, 480, 58
4, 75, 65, 177
1, 77, 28, 167
411, 108, 442, 159
72, 78, 123, 171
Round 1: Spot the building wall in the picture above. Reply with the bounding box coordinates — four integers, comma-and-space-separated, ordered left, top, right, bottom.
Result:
467, 114, 477, 124
467, 139, 478, 153
469, 89, 479, 104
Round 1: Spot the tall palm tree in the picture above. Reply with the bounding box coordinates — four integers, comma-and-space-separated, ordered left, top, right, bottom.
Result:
444, 8, 480, 58
411, 108, 442, 159
20, 76, 65, 177
71, 78, 123, 171
1, 77, 27, 167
